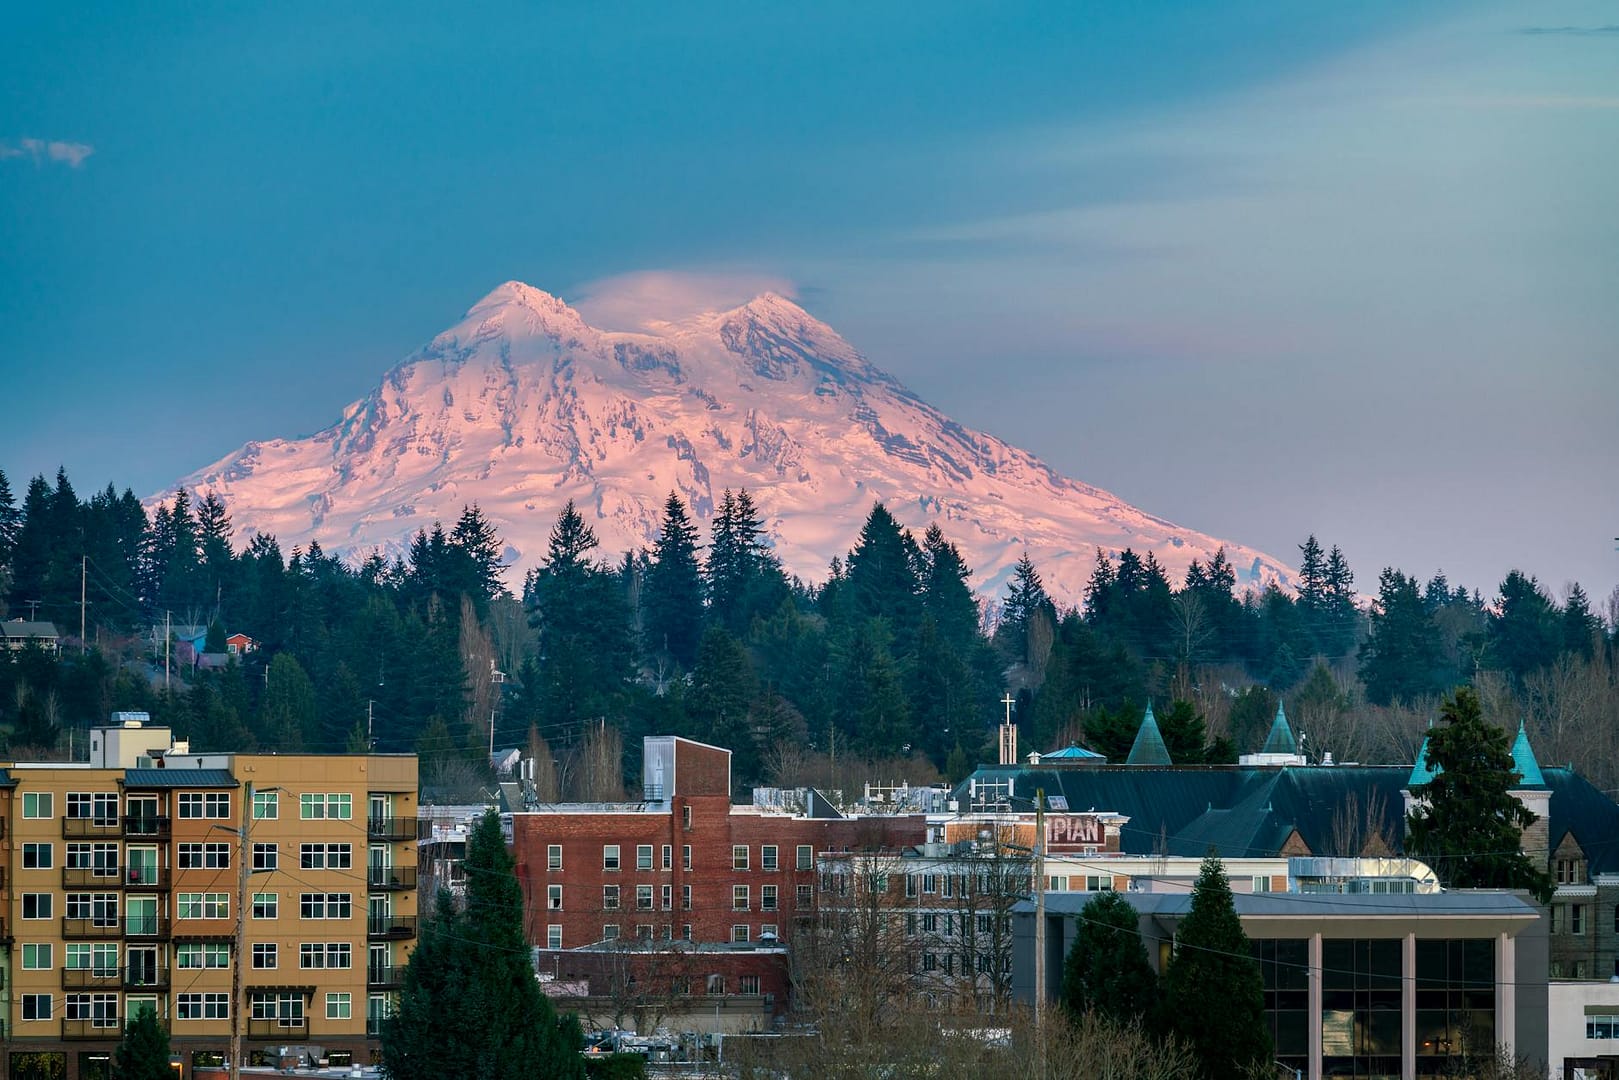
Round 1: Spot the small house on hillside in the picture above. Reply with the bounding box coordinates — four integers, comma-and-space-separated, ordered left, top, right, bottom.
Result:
1, 619, 61, 655
225, 632, 257, 656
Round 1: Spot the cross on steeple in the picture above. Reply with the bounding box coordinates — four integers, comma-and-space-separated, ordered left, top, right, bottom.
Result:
1002, 692, 1016, 725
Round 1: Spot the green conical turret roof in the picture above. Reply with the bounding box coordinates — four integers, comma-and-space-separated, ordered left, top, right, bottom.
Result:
1126, 702, 1173, 766
1261, 701, 1298, 756
1510, 720, 1546, 789
1408, 735, 1439, 788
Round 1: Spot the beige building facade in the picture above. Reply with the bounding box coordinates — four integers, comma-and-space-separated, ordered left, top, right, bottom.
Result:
0, 720, 417, 1080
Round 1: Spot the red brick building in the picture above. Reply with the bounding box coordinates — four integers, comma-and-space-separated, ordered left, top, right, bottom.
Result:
510, 736, 924, 1028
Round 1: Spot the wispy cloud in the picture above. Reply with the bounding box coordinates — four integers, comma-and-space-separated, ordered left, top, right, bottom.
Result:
1518, 25, 1619, 37
1445, 95, 1619, 110
1, 138, 94, 168
571, 270, 797, 332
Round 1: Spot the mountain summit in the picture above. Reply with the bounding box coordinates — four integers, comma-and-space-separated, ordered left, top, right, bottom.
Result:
167, 281, 1294, 604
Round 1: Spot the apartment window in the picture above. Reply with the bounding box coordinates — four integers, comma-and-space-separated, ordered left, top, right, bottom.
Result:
797, 844, 813, 871
22, 943, 53, 969
662, 845, 672, 870
179, 792, 231, 819
762, 885, 778, 911
179, 842, 232, 869
603, 925, 620, 941
661, 925, 673, 941
923, 874, 939, 895
177, 993, 230, 1020
67, 793, 120, 825
682, 845, 692, 871
300, 793, 353, 820
177, 943, 230, 969
760, 845, 779, 872
66, 992, 120, 1027
253, 843, 278, 871
22, 792, 53, 818
23, 893, 52, 920
731, 925, 750, 944
253, 893, 278, 919
682, 924, 693, 941
740, 975, 761, 995
66, 842, 119, 873
22, 994, 52, 1020
733, 885, 750, 911
299, 942, 353, 969
905, 875, 918, 898
300, 843, 353, 870
22, 842, 52, 869
976, 914, 992, 934
67, 892, 120, 926
1556, 858, 1586, 885
637, 885, 654, 911
761, 924, 778, 940
682, 805, 692, 829
636, 924, 653, 941
1082, 875, 1110, 892
637, 844, 654, 871
1573, 904, 1587, 935
733, 845, 749, 871
922, 913, 938, 933
301, 893, 353, 920
326, 992, 352, 1020
252, 943, 277, 969
177, 892, 229, 919
603, 885, 620, 911
252, 790, 279, 819
547, 925, 562, 949
547, 845, 562, 871
907, 913, 918, 936
796, 884, 812, 908
250, 991, 305, 1024
603, 845, 621, 872
66, 943, 117, 974
548, 885, 562, 911
707, 975, 724, 995
922, 953, 938, 972
682, 885, 692, 910
1252, 876, 1273, 894
661, 884, 672, 910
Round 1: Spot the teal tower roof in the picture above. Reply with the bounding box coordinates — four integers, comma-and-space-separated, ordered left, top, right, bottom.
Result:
1126, 703, 1173, 766
1510, 720, 1546, 789
1408, 735, 1439, 788
1261, 701, 1298, 756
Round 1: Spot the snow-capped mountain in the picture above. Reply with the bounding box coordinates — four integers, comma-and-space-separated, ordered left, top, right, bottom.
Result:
165, 281, 1294, 606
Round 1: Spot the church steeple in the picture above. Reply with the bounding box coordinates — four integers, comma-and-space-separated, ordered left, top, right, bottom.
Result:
1509, 720, 1546, 789
1126, 702, 1173, 766
1261, 701, 1298, 756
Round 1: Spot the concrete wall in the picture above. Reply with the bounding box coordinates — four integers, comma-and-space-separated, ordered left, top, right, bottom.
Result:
1548, 982, 1619, 1079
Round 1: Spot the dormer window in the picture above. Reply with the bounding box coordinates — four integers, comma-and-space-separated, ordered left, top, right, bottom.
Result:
1555, 857, 1586, 886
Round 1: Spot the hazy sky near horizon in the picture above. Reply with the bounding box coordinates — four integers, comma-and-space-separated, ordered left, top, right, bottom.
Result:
2, 1, 1616, 605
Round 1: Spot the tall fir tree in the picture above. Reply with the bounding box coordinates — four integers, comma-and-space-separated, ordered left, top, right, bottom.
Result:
1061, 890, 1158, 1028
113, 1004, 172, 1080
0, 468, 18, 571
1487, 571, 1561, 684
999, 551, 1053, 663
643, 493, 705, 669
1359, 568, 1450, 705
1406, 686, 1554, 902
1164, 855, 1271, 1078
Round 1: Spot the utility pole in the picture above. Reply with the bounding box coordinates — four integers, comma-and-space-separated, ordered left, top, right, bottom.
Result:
1034, 787, 1047, 1080
367, 700, 375, 750
79, 556, 87, 654
230, 781, 254, 1080
164, 611, 171, 690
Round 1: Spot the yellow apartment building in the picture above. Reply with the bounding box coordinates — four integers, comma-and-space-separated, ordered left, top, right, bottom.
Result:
0, 717, 418, 1080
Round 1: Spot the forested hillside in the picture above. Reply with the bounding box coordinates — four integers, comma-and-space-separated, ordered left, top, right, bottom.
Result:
0, 465, 1614, 797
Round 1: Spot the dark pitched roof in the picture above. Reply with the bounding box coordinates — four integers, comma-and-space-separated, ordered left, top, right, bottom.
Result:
0, 768, 15, 788
123, 768, 238, 789
1544, 767, 1619, 875
1126, 704, 1172, 766
1261, 703, 1298, 755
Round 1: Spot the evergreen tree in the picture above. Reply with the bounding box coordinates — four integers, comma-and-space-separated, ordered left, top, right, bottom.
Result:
832, 617, 911, 756
920, 524, 981, 651
8, 475, 54, 616
688, 626, 759, 784
447, 504, 508, 614
839, 503, 922, 649
643, 493, 705, 669
1061, 890, 1157, 1028
1359, 568, 1450, 705
706, 489, 785, 634
1082, 549, 1115, 627
1562, 583, 1602, 659
1406, 686, 1555, 902
259, 652, 317, 750
1163, 855, 1271, 1078
0, 468, 19, 571
384, 814, 585, 1080
1155, 699, 1209, 764
1486, 571, 1560, 683
1322, 544, 1359, 657
998, 551, 1054, 664
1296, 534, 1328, 651
113, 1004, 172, 1080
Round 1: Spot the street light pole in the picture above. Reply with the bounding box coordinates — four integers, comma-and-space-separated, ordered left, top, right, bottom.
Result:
1034, 787, 1046, 1080
230, 781, 253, 1080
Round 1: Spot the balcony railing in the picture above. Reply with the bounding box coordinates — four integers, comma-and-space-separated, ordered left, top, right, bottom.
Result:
62, 918, 123, 940
62, 968, 121, 989
124, 964, 170, 991
367, 963, 402, 989
248, 1017, 310, 1039
367, 866, 417, 891
367, 817, 418, 842
124, 915, 171, 939
62, 866, 127, 888
366, 1017, 387, 1039
62, 817, 122, 838
62, 1018, 125, 1040
0, 818, 7, 839
368, 915, 417, 940
122, 815, 171, 840
124, 867, 172, 890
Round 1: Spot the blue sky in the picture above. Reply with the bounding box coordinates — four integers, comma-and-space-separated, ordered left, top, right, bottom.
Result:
2, 1, 1615, 604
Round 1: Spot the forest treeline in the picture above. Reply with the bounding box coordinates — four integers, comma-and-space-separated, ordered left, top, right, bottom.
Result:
0, 465, 1615, 796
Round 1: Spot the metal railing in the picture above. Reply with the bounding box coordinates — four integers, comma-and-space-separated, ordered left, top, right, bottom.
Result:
248, 1017, 309, 1039
62, 866, 127, 888
367, 962, 402, 988
366, 866, 417, 890
62, 1018, 126, 1039
367, 915, 417, 939
61, 968, 121, 989
62, 817, 122, 838
61, 918, 123, 940
367, 817, 419, 842
122, 815, 171, 839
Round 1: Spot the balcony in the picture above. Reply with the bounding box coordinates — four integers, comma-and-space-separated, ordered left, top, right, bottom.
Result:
368, 915, 417, 940
62, 918, 123, 940
124, 964, 170, 991
367, 963, 402, 989
62, 968, 121, 990
124, 867, 172, 890
124, 915, 171, 940
248, 1017, 310, 1039
367, 866, 417, 891
62, 817, 121, 839
62, 866, 127, 889
366, 1018, 387, 1039
62, 1018, 125, 1040
367, 817, 418, 843
0, 818, 7, 839
122, 815, 171, 840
